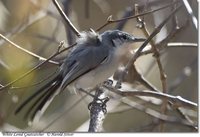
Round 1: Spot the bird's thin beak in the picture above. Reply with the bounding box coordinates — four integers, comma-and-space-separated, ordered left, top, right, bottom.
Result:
132, 37, 146, 42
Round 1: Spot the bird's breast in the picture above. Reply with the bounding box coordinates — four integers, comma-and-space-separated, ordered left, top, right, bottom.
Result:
74, 53, 120, 89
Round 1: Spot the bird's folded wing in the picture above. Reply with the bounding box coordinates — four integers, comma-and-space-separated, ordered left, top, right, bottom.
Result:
60, 45, 109, 90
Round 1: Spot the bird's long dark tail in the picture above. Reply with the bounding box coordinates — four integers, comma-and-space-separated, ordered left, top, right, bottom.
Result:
15, 73, 63, 121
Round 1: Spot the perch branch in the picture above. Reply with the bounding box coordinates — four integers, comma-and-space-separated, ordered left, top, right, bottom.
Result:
88, 87, 108, 132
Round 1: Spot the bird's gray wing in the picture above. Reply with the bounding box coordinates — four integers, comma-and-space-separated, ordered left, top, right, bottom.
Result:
60, 45, 109, 90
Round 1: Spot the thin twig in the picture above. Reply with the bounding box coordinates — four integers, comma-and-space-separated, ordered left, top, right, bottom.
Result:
0, 34, 59, 65
167, 42, 197, 47
107, 85, 198, 130
105, 85, 197, 109
157, 18, 189, 49
121, 98, 197, 128
182, 0, 197, 29
96, 1, 180, 31
135, 4, 167, 97
52, 0, 81, 37
0, 42, 76, 92
138, 44, 197, 130
115, 5, 183, 89
62, 0, 75, 45
135, 3, 168, 131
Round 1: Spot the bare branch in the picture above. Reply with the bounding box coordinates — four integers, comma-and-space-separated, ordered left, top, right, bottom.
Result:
115, 5, 183, 89
182, 0, 197, 29
96, 1, 180, 31
0, 34, 59, 65
52, 0, 81, 37
121, 98, 197, 128
62, 0, 75, 45
105, 86, 197, 109
0, 42, 76, 92
167, 42, 197, 47
135, 3, 168, 131
88, 87, 108, 132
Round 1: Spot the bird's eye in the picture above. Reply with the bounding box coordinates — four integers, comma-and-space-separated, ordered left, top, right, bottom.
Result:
122, 35, 128, 40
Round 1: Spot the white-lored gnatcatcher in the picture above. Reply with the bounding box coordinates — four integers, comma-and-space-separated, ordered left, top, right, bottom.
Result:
15, 29, 145, 120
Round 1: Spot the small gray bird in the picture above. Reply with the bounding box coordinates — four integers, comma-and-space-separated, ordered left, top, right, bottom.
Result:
15, 30, 145, 120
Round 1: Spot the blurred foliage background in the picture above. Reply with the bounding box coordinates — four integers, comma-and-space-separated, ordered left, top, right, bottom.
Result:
0, 0, 198, 132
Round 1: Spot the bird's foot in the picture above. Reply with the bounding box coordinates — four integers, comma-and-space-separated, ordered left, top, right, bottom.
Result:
88, 97, 109, 114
